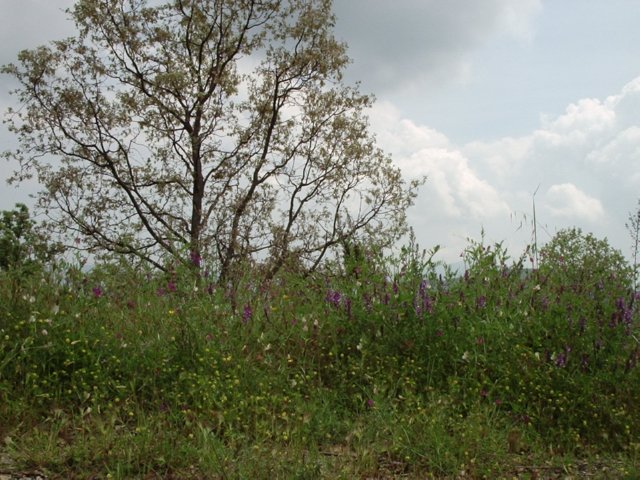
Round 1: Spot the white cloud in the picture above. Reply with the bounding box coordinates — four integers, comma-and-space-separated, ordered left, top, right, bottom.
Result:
411, 149, 510, 220
372, 105, 510, 222
370, 102, 450, 156
463, 137, 531, 181
586, 126, 640, 167
372, 76, 640, 263
607, 76, 640, 130
401, 147, 511, 220
544, 183, 604, 222
540, 98, 616, 138
620, 77, 640, 96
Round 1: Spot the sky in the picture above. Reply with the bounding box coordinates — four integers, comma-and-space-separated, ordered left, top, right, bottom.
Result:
2, 1, 640, 266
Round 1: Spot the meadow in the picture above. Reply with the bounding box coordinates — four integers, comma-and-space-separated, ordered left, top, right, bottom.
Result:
1, 228, 639, 479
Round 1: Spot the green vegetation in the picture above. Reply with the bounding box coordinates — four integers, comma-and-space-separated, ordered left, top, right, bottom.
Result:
2, 1, 639, 477
0, 203, 61, 275
1, 219, 639, 479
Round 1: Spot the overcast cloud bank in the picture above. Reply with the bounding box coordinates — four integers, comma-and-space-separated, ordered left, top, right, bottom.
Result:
334, 0, 542, 94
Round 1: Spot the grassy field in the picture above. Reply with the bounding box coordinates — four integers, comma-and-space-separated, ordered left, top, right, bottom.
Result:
1, 230, 640, 479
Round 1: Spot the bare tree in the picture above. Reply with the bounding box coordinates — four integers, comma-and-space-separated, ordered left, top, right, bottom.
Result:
2, 0, 420, 282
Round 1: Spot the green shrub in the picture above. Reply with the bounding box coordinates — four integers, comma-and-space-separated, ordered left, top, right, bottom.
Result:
0, 204, 61, 275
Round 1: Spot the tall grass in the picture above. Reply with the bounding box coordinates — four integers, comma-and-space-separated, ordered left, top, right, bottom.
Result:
1, 231, 639, 478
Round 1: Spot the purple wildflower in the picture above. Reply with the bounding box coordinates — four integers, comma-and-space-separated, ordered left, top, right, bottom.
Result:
420, 280, 433, 312
242, 304, 252, 324
419, 279, 427, 296
167, 281, 177, 293
189, 251, 202, 268
423, 295, 433, 314
622, 308, 633, 325
326, 289, 342, 308
92, 286, 103, 298
413, 297, 420, 316
414, 279, 434, 317
476, 295, 487, 309
612, 297, 633, 327
555, 352, 567, 368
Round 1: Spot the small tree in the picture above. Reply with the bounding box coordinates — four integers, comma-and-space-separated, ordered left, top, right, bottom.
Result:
538, 227, 632, 291
2, 0, 419, 283
0, 204, 61, 274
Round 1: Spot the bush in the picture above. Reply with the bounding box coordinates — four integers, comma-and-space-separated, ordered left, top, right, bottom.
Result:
538, 227, 632, 293
0, 204, 61, 275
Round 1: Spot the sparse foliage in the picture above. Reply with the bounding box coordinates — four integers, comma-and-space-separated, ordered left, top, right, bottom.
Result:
2, 0, 419, 282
